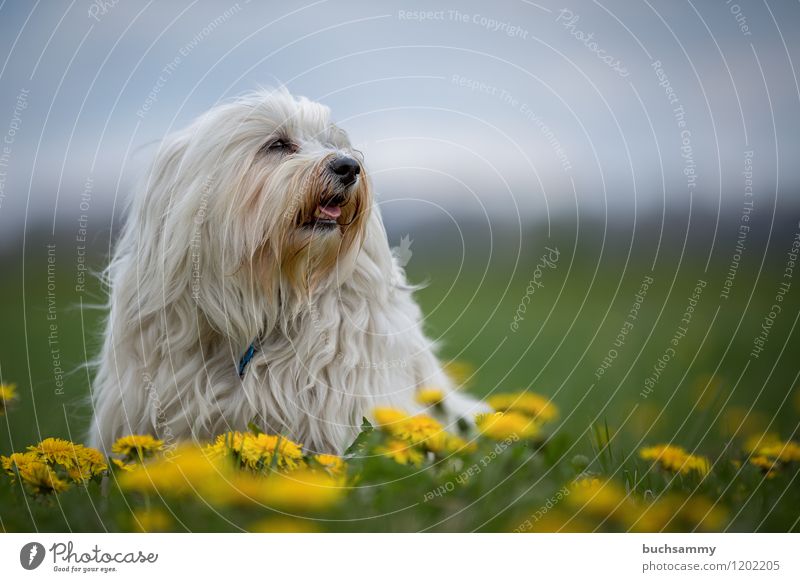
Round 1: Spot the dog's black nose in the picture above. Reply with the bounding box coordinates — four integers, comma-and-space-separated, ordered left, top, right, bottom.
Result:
328, 155, 360, 187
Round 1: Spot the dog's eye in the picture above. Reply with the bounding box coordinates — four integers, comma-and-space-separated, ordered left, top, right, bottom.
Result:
262, 138, 295, 154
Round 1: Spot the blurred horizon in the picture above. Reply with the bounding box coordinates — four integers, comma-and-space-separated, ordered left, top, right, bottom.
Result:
2, 0, 800, 249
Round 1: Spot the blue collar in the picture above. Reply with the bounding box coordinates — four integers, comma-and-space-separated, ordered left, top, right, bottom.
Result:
237, 341, 258, 377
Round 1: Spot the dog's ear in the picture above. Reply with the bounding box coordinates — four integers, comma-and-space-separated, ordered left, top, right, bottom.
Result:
115, 125, 273, 345
128, 132, 196, 303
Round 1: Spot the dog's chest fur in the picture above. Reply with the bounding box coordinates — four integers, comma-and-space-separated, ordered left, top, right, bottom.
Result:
238, 274, 429, 453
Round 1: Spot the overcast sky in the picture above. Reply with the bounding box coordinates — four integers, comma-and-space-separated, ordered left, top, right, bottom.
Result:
1, 0, 799, 243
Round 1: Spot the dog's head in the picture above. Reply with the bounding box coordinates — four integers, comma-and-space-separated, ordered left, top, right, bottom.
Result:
239, 90, 370, 293
137, 89, 371, 329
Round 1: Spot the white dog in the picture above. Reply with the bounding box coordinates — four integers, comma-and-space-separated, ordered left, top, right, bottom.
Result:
89, 88, 484, 455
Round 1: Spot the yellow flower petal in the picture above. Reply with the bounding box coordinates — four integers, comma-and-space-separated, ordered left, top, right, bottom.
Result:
476, 411, 539, 440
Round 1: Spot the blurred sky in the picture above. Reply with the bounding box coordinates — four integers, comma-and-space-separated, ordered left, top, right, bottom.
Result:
1, 0, 799, 244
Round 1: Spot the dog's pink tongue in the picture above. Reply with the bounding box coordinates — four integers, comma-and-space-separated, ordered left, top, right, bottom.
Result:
318, 205, 342, 219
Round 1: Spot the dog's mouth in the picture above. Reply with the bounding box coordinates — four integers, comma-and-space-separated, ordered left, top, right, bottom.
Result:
302, 204, 342, 229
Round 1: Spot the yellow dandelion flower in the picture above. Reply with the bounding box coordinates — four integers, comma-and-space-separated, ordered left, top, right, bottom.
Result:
204, 469, 344, 510
252, 470, 344, 511
77, 446, 107, 467
119, 445, 223, 496
239, 433, 304, 471
639, 444, 709, 476
68, 447, 108, 483
567, 478, 630, 518
440, 433, 477, 454
626, 493, 723, 532
374, 408, 467, 455
487, 391, 559, 423
373, 407, 409, 427
683, 455, 711, 476
377, 439, 424, 466
749, 455, 780, 478
0, 383, 18, 414
415, 387, 445, 406
313, 454, 346, 476
28, 438, 79, 468
754, 440, 800, 464
629, 498, 676, 532
476, 411, 539, 440
249, 517, 319, 533
679, 496, 728, 532
112, 435, 164, 460
743, 434, 800, 476
10, 438, 108, 483
392, 414, 445, 447
18, 461, 70, 495
567, 477, 663, 531
743, 432, 782, 454
132, 508, 173, 532
573, 475, 603, 489
1, 451, 40, 475
111, 458, 134, 472
205, 431, 246, 458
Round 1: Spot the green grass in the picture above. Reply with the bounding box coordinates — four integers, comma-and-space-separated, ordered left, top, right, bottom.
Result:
1, 233, 799, 532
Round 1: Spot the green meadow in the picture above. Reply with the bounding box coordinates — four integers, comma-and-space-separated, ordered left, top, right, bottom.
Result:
1, 217, 798, 532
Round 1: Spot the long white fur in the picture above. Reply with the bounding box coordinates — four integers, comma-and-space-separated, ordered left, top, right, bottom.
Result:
89, 88, 486, 455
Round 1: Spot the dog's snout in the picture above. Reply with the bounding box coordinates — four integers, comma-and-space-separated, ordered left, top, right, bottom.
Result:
328, 155, 360, 187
